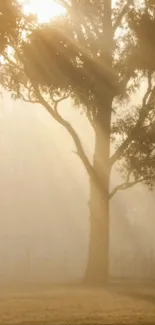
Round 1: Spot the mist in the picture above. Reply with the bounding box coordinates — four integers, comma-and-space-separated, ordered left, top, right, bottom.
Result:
0, 93, 155, 284
1, 1, 155, 323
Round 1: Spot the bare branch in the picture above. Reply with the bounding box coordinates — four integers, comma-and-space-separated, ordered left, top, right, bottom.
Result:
57, 0, 71, 11
110, 74, 155, 167
109, 175, 153, 199
7, 48, 106, 196
53, 91, 71, 105
32, 83, 109, 197
109, 181, 137, 199
19, 93, 39, 104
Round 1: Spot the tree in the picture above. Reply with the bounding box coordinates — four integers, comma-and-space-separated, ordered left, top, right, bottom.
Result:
0, 0, 155, 285
0, 0, 21, 52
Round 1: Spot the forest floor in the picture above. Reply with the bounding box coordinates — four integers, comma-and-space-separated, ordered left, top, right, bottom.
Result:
0, 281, 155, 324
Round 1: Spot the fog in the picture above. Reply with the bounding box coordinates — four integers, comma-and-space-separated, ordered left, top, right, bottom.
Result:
0, 93, 155, 283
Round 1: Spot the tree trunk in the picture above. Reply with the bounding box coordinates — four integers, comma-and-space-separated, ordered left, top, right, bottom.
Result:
85, 184, 110, 285
84, 94, 112, 285
84, 0, 113, 285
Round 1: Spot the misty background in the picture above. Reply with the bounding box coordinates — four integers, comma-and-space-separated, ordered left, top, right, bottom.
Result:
0, 92, 155, 283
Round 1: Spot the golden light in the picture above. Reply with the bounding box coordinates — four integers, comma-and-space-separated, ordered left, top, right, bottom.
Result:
21, 0, 66, 23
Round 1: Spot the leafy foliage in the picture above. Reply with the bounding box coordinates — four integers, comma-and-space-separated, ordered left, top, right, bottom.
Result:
1, 0, 155, 194
0, 0, 23, 53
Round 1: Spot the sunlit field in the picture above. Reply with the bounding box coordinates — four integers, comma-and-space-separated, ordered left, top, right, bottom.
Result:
0, 283, 155, 324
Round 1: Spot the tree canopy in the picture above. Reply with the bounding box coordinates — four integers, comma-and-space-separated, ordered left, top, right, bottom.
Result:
0, 0, 155, 196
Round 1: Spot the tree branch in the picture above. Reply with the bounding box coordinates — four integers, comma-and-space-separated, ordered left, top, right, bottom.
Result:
18, 84, 40, 104
109, 175, 153, 199
56, 0, 71, 12
110, 75, 155, 167
32, 83, 109, 197
53, 91, 71, 106
109, 181, 137, 199
19, 94, 39, 104
113, 0, 132, 32
86, 110, 95, 129
6, 47, 109, 198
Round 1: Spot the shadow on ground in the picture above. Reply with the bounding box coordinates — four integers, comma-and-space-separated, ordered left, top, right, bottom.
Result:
109, 280, 155, 304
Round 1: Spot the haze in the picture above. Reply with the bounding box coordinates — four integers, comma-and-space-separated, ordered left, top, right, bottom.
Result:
0, 93, 155, 284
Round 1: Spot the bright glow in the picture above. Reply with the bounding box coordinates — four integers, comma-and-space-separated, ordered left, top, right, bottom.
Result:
21, 0, 66, 23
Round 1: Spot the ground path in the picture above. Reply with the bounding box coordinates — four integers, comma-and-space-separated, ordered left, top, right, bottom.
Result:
0, 282, 154, 324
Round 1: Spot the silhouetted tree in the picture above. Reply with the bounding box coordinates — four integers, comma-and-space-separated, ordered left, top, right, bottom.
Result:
0, 0, 155, 284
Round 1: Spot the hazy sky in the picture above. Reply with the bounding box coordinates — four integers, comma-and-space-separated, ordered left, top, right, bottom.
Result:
0, 92, 155, 281
0, 93, 92, 279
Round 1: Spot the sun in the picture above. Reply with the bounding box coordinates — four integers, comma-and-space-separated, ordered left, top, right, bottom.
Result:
21, 0, 66, 23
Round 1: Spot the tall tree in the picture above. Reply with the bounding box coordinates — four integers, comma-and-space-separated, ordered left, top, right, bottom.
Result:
0, 0, 155, 284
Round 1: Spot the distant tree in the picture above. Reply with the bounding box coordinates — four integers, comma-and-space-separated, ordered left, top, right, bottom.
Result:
0, 0, 155, 284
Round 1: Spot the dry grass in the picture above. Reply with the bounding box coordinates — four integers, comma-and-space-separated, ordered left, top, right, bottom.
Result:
0, 283, 155, 324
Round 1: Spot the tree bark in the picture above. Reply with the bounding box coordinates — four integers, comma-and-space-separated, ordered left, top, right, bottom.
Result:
84, 94, 112, 285
84, 0, 113, 286
85, 183, 110, 285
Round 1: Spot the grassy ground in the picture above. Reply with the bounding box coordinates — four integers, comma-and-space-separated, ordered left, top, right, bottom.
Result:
0, 282, 155, 324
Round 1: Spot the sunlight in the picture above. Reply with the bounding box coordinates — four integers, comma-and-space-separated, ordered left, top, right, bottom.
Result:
21, 0, 66, 23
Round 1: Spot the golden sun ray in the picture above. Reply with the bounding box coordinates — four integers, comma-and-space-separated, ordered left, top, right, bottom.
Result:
20, 0, 66, 23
